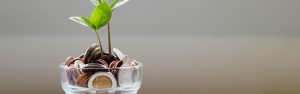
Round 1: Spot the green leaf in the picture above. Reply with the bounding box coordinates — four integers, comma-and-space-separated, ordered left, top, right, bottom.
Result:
81, 16, 96, 31
90, 0, 129, 11
69, 16, 89, 26
90, 2, 112, 30
101, 0, 107, 2
90, 0, 106, 6
111, 0, 120, 9
90, 0, 99, 6
111, 0, 130, 11
90, 6, 102, 29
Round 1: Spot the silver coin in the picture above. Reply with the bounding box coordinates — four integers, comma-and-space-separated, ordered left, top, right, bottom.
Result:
113, 48, 126, 60
84, 44, 99, 63
88, 72, 117, 89
118, 62, 134, 87
74, 60, 85, 68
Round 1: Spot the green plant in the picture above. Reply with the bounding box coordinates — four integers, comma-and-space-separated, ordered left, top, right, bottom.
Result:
69, 0, 130, 57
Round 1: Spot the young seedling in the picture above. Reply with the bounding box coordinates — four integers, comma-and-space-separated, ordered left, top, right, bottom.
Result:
69, 0, 130, 58
90, 0, 130, 57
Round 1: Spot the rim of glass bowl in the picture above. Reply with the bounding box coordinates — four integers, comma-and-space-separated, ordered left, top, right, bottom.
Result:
59, 61, 143, 69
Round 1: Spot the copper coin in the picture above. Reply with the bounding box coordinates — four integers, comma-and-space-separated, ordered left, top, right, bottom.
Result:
67, 58, 82, 67
94, 52, 117, 65
93, 76, 112, 88
108, 61, 119, 77
109, 60, 119, 69
65, 56, 74, 66
97, 59, 109, 67
77, 73, 93, 87
77, 54, 84, 60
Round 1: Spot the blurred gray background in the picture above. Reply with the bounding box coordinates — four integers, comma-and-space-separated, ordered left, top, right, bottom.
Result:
0, 0, 300, 94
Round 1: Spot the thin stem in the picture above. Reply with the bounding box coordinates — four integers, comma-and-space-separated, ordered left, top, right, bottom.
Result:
107, 22, 112, 57
95, 30, 104, 58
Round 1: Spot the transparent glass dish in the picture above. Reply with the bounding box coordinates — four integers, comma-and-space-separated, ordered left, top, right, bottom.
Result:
60, 62, 143, 94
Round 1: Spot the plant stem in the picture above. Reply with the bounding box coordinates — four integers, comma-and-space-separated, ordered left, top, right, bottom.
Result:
107, 22, 112, 57
95, 30, 104, 58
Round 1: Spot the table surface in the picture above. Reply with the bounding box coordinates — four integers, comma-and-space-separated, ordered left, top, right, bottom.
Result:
0, 35, 299, 94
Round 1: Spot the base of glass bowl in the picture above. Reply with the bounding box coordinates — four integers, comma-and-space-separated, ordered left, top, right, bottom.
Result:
62, 81, 141, 94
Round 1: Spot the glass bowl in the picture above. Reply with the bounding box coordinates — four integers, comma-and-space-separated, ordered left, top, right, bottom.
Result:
59, 62, 143, 94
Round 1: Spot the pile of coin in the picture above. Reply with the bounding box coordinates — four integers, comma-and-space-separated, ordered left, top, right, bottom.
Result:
64, 44, 138, 89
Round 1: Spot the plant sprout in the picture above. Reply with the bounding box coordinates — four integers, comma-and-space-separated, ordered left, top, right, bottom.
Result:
69, 0, 130, 57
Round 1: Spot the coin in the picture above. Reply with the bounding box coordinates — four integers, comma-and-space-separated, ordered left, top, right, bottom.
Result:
81, 63, 109, 73
77, 73, 93, 87
113, 48, 126, 60
65, 56, 74, 66
95, 49, 117, 65
109, 61, 119, 77
88, 47, 101, 63
83, 44, 99, 63
117, 62, 135, 87
74, 59, 85, 74
65, 64, 80, 85
88, 72, 117, 89
77, 54, 84, 60
68, 58, 83, 67
109, 60, 119, 69
97, 59, 109, 67
103, 53, 117, 65
93, 52, 117, 66
92, 47, 103, 63
65, 66, 74, 85
74, 60, 85, 68
93, 76, 112, 88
